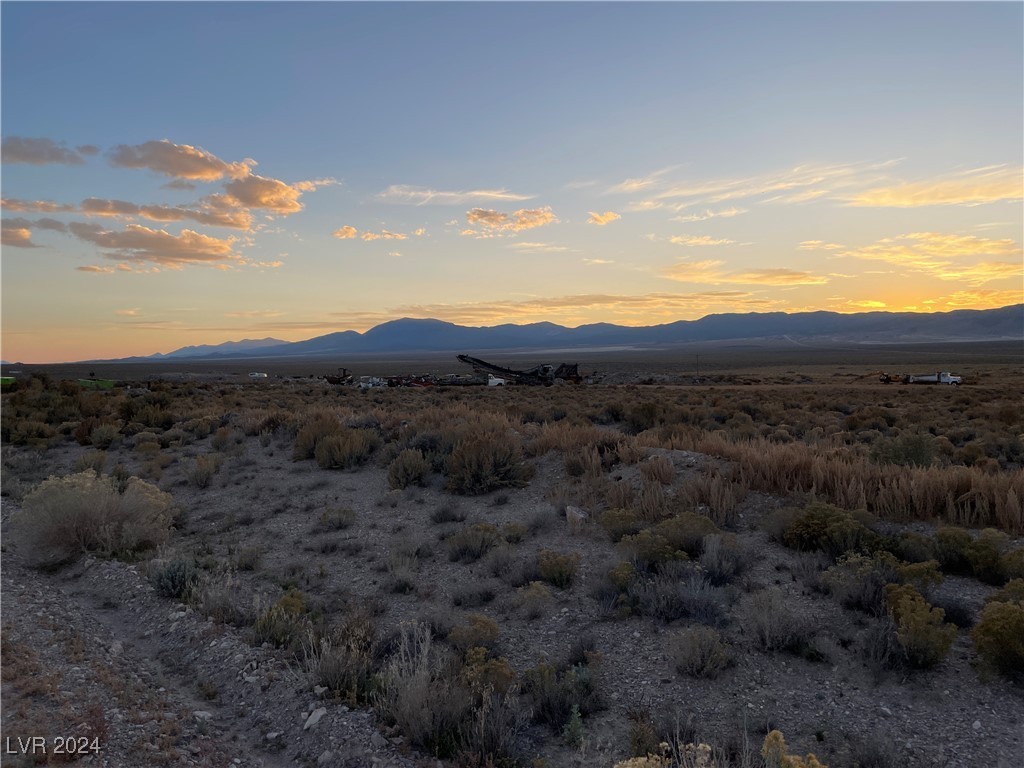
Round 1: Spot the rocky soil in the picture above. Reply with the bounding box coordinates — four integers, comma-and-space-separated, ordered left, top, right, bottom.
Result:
2, 420, 1023, 768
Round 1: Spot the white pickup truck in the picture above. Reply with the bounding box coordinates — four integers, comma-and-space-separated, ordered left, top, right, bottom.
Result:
904, 371, 962, 385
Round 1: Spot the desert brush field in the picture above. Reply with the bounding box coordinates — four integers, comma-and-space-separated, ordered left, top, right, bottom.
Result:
2, 358, 1023, 768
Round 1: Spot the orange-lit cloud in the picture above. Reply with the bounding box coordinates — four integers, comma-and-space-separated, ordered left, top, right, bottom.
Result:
670, 235, 737, 246
508, 242, 569, 253
839, 232, 1022, 280
108, 139, 251, 180
672, 207, 746, 223
1, 197, 75, 213
606, 167, 676, 194
799, 240, 844, 250
662, 260, 829, 286
932, 289, 1024, 309
80, 198, 252, 229
726, 269, 830, 285
1, 223, 37, 247
464, 206, 558, 236
377, 185, 533, 205
68, 222, 239, 269
2, 137, 97, 165
222, 174, 305, 214
848, 165, 1023, 207
587, 211, 621, 226
333, 225, 358, 239
223, 310, 286, 318
361, 229, 407, 241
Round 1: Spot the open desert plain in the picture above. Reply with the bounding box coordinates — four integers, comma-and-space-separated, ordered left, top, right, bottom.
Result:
2, 2, 1023, 767
2, 340, 1023, 768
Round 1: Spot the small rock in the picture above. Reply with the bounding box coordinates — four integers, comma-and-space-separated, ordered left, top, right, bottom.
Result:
304, 707, 327, 730
265, 732, 280, 741
972, 720, 982, 731
314, 685, 328, 696
880, 707, 893, 718
318, 752, 335, 766
370, 731, 388, 749
193, 711, 213, 722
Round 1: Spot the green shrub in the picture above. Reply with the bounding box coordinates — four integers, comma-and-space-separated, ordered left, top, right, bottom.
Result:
776, 503, 879, 558
618, 530, 677, 571
90, 423, 120, 449
884, 584, 956, 669
447, 523, 501, 563
1001, 548, 1024, 581
971, 601, 1024, 681
16, 470, 175, 569
448, 614, 499, 652
598, 508, 642, 542
986, 578, 1024, 606
309, 607, 379, 706
73, 450, 107, 473
253, 589, 308, 650
314, 428, 381, 469
292, 414, 342, 460
823, 552, 900, 614
935, 527, 973, 575
387, 448, 430, 489
523, 660, 604, 733
870, 432, 936, 467
150, 557, 199, 599
655, 513, 719, 557
446, 436, 533, 495
317, 507, 356, 531
667, 626, 732, 678
188, 454, 222, 489
537, 550, 581, 589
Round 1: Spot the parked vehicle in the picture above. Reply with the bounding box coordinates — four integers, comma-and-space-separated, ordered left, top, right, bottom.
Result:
904, 371, 962, 385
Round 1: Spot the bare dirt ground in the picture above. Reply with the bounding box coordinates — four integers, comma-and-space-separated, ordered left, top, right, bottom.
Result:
3, 393, 1023, 768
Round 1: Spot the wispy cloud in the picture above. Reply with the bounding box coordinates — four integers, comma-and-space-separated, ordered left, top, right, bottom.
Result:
799, 240, 844, 250
671, 207, 746, 223
507, 241, 569, 253
838, 231, 1022, 287
670, 235, 737, 246
2, 137, 97, 166
115, 308, 141, 316
1, 197, 75, 213
377, 184, 533, 205
930, 288, 1024, 309
587, 211, 621, 226
662, 260, 829, 286
321, 290, 779, 328
108, 139, 251, 180
847, 165, 1023, 207
606, 166, 676, 195
223, 310, 286, 318
582, 258, 614, 265
80, 197, 252, 229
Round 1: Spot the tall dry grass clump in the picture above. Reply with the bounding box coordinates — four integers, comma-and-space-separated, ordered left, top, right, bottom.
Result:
691, 434, 1023, 533
15, 470, 175, 569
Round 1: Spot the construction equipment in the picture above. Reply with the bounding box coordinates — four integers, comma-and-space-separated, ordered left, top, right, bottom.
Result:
324, 367, 353, 386
456, 354, 582, 385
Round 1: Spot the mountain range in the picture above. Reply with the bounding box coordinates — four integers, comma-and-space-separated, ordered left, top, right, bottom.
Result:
123, 304, 1024, 362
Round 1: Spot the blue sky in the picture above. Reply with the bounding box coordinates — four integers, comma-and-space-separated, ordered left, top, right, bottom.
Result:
2, 2, 1022, 362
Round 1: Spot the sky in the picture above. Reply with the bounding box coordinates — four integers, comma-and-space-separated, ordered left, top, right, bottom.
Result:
1, 1, 1022, 363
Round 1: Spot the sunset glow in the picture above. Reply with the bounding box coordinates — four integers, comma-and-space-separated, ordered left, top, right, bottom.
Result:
2, 2, 1021, 363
